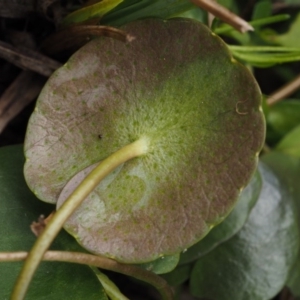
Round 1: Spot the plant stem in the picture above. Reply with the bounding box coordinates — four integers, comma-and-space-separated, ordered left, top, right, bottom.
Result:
228, 46, 300, 52
190, 0, 253, 33
11, 138, 150, 300
215, 14, 290, 34
1, 251, 173, 300
41, 25, 135, 55
90, 266, 130, 300
232, 51, 300, 64
267, 73, 300, 106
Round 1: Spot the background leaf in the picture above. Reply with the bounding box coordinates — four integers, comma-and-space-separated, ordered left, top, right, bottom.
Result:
261, 152, 300, 298
179, 170, 262, 264
276, 124, 300, 158
276, 13, 300, 47
160, 264, 192, 287
190, 162, 299, 300
62, 0, 124, 26
175, 6, 207, 23
251, 0, 272, 20
0, 145, 107, 300
267, 100, 300, 142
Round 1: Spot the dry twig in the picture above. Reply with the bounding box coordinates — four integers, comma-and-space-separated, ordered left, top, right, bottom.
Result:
0, 71, 46, 133
190, 0, 254, 33
267, 73, 300, 106
0, 41, 62, 76
41, 25, 135, 55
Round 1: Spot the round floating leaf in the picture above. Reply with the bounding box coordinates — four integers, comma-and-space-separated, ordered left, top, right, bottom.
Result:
24, 18, 265, 263
0, 146, 107, 300
190, 162, 299, 300
179, 170, 262, 265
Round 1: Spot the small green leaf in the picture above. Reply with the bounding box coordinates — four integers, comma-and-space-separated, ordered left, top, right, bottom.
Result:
276, 13, 300, 47
62, 0, 123, 26
101, 0, 194, 25
92, 267, 129, 300
0, 145, 107, 300
137, 254, 179, 274
190, 162, 299, 300
276, 124, 300, 158
286, 257, 300, 297
252, 0, 272, 20
179, 171, 262, 265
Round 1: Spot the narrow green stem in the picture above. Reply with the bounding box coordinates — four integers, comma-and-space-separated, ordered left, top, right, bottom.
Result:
228, 45, 300, 52
90, 266, 130, 300
1, 251, 173, 300
232, 51, 300, 64
11, 138, 149, 300
215, 14, 290, 34
248, 14, 290, 27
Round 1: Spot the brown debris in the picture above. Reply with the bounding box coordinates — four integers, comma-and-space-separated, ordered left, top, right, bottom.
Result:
0, 1, 130, 142
30, 212, 55, 237
4, 30, 36, 50
41, 25, 135, 55
0, 70, 46, 133
36, 0, 64, 26
0, 0, 35, 19
279, 287, 296, 300
0, 40, 62, 76
0, 23, 61, 134
37, 0, 60, 18
0, 71, 46, 133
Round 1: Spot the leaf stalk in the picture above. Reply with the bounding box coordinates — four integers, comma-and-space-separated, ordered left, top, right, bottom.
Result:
2, 250, 173, 300
11, 138, 149, 300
